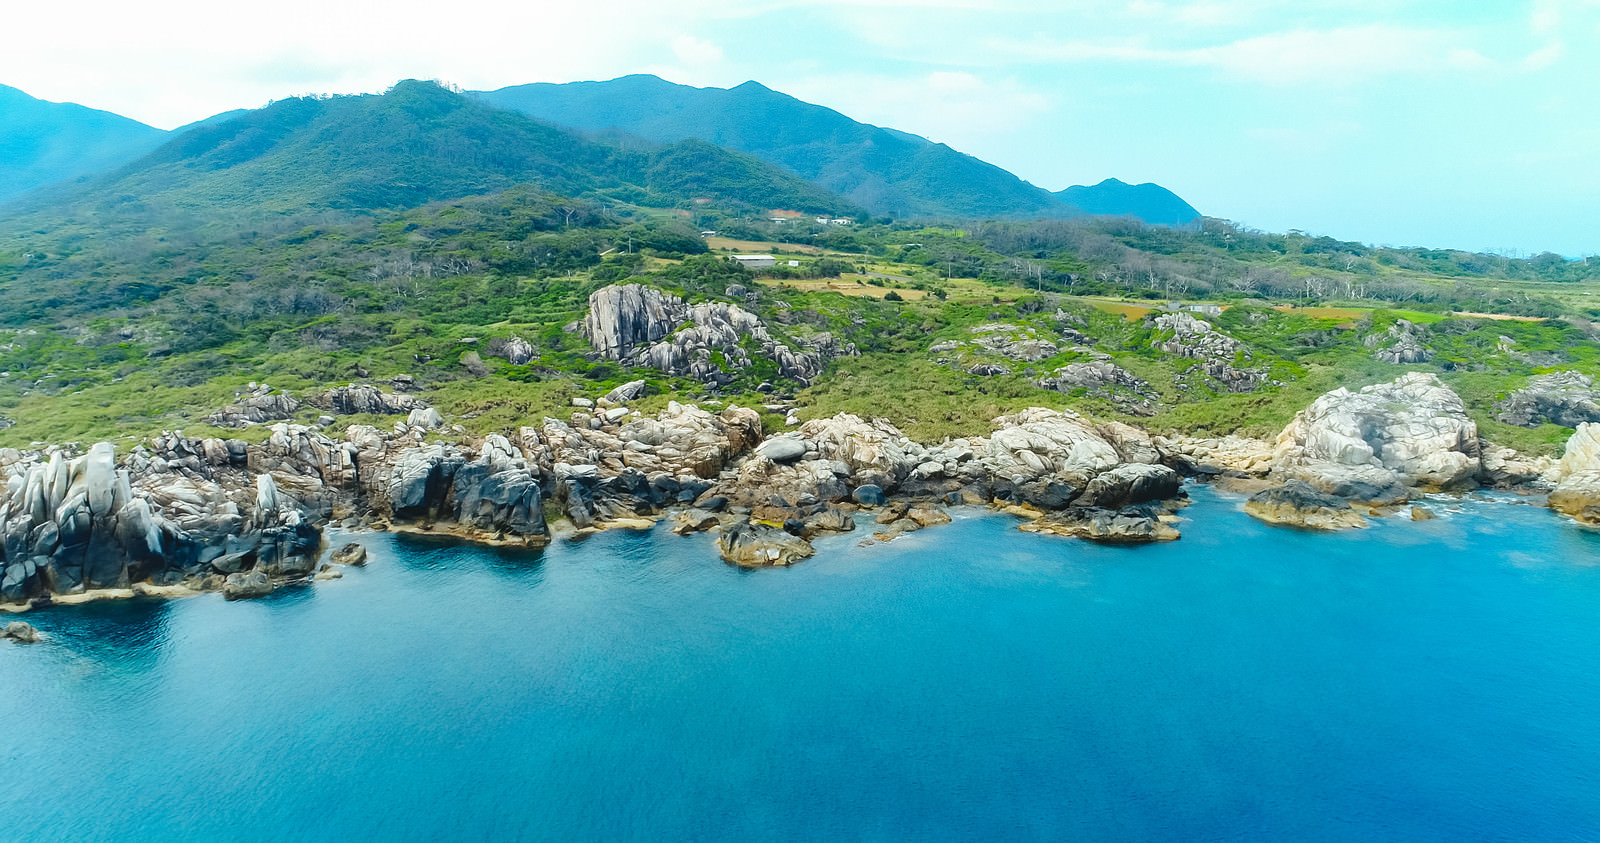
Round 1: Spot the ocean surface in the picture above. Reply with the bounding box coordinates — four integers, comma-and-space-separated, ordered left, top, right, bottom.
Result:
4, 485, 1600, 842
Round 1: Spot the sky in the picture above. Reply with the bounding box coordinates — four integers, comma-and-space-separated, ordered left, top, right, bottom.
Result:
3, 0, 1597, 255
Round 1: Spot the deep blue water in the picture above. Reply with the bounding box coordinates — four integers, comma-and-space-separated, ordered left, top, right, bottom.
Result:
5, 486, 1600, 842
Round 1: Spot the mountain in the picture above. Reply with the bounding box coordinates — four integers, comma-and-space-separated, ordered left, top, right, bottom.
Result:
0, 84, 169, 201
15, 80, 853, 217
1055, 179, 1199, 226
477, 75, 1072, 220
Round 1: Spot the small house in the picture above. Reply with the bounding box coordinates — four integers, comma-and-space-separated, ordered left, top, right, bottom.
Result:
733, 255, 776, 269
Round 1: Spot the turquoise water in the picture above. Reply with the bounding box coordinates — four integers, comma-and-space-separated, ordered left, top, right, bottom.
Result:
4, 486, 1600, 841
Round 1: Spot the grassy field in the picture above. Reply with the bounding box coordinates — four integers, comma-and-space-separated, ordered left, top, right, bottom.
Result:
756, 277, 931, 300
705, 237, 827, 255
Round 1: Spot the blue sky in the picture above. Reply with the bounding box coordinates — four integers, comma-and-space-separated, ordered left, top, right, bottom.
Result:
4, 0, 1596, 254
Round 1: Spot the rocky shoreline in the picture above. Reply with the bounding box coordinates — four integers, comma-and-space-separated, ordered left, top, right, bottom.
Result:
6, 290, 1599, 613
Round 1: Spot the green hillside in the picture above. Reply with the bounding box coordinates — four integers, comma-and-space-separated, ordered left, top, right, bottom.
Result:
42, 80, 851, 216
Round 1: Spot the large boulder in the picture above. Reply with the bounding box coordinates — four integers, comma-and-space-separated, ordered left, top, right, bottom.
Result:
1073, 463, 1182, 509
1271, 373, 1481, 494
1548, 423, 1600, 524
222, 569, 273, 600
3, 621, 40, 643
977, 408, 1124, 507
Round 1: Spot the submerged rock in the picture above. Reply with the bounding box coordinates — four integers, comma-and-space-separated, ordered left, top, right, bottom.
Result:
3, 620, 40, 643
329, 543, 368, 566
222, 570, 274, 600
1020, 506, 1180, 543
715, 521, 816, 568
1244, 481, 1368, 530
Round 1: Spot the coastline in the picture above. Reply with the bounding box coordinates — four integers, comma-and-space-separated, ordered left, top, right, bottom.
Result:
4, 371, 1596, 614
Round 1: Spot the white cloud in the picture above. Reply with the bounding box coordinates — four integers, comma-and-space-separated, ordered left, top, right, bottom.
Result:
776, 70, 1050, 153
0, 0, 731, 127
672, 35, 725, 67
991, 24, 1559, 86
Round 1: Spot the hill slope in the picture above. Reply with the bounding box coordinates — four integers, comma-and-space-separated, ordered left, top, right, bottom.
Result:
60, 80, 851, 215
0, 84, 169, 201
1055, 179, 1199, 226
477, 75, 1072, 220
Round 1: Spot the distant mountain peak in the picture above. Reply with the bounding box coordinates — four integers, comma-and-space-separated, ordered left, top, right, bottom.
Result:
476, 76, 1200, 224
1055, 179, 1200, 226
0, 83, 168, 203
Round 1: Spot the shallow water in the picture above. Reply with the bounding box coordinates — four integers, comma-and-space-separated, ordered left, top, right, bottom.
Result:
4, 487, 1600, 841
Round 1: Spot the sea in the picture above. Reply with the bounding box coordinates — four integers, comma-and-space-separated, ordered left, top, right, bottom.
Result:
4, 485, 1600, 842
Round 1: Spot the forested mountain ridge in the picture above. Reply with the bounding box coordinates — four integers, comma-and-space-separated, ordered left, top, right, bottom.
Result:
6, 80, 852, 218
477, 75, 1182, 221
0, 84, 169, 202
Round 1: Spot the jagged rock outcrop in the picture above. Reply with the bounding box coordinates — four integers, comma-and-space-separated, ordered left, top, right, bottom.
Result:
498, 336, 537, 365
206, 384, 300, 428
1548, 423, 1600, 524
1150, 313, 1267, 393
967, 324, 1059, 361
1270, 373, 1481, 497
1481, 445, 1554, 490
1493, 371, 1600, 428
0, 443, 319, 604
584, 284, 854, 385
1244, 481, 1369, 530
313, 385, 429, 416
1073, 463, 1182, 509
1365, 319, 1433, 364
1156, 434, 1274, 478
1038, 361, 1159, 415
719, 413, 922, 511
